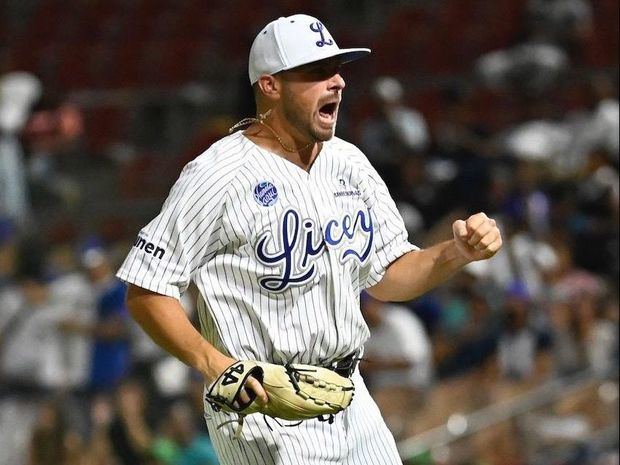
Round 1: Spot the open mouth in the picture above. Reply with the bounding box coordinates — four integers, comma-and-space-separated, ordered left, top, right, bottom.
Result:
318, 102, 339, 123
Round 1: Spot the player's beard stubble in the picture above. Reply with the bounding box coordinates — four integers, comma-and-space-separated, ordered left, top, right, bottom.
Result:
281, 89, 337, 144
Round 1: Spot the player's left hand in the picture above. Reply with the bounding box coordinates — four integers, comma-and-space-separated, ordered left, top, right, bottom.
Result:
452, 212, 502, 262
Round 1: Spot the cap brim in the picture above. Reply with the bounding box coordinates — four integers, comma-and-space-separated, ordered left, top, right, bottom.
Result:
331, 48, 371, 65
282, 48, 371, 73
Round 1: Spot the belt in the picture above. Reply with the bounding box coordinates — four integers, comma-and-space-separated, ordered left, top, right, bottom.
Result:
324, 351, 360, 378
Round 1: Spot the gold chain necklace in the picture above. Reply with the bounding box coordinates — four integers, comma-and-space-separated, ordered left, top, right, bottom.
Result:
229, 110, 314, 153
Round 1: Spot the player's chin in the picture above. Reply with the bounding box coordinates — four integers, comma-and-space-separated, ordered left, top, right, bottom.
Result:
312, 127, 335, 142
313, 118, 337, 140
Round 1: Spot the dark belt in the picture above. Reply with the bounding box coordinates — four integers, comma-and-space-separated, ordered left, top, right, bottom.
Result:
324, 351, 360, 378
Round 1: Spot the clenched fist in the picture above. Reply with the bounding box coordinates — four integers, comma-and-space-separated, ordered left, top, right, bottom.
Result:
452, 212, 502, 262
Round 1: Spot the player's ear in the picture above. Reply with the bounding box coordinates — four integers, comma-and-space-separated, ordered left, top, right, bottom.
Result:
257, 75, 280, 101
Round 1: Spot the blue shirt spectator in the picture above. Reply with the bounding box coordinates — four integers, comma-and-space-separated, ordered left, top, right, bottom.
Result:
59, 245, 132, 392
90, 279, 130, 391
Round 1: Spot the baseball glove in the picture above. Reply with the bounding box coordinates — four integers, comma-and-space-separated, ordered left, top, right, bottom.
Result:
205, 360, 355, 436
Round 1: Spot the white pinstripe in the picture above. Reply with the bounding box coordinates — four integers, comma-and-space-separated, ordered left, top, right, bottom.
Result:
117, 131, 415, 464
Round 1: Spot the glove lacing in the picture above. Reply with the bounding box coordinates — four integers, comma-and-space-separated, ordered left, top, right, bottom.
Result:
216, 414, 247, 440
212, 361, 349, 439
209, 354, 358, 439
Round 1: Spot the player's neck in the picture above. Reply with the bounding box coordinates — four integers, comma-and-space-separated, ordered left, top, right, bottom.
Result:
243, 113, 321, 172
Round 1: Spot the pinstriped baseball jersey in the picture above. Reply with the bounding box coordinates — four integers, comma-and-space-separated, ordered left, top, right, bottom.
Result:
117, 130, 416, 464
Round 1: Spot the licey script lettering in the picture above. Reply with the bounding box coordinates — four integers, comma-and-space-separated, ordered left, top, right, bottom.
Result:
255, 208, 373, 292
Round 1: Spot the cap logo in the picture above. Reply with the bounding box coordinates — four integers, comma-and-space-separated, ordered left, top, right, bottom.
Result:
309, 22, 333, 47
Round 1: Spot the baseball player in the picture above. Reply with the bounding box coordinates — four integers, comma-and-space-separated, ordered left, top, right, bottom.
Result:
117, 14, 502, 465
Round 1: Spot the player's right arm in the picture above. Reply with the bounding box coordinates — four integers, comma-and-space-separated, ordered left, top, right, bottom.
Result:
126, 284, 228, 381
126, 285, 267, 401
117, 150, 267, 402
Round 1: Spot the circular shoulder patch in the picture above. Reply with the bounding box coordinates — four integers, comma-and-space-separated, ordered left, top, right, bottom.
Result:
253, 181, 279, 207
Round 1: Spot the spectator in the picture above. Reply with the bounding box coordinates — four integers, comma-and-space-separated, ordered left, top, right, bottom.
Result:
0, 72, 41, 228
586, 73, 619, 159
0, 241, 68, 391
84, 245, 131, 392
82, 394, 116, 465
527, 0, 593, 52
151, 401, 219, 465
0, 238, 64, 465
60, 245, 131, 392
438, 285, 501, 377
23, 102, 84, 221
584, 295, 618, 376
476, 41, 569, 96
394, 154, 456, 229
548, 298, 584, 376
359, 76, 430, 186
47, 242, 96, 390
570, 148, 619, 277
433, 86, 494, 217
361, 292, 433, 437
108, 378, 153, 465
497, 283, 537, 381
557, 74, 619, 177
549, 242, 606, 304
0, 218, 20, 341
465, 218, 559, 303
27, 398, 83, 465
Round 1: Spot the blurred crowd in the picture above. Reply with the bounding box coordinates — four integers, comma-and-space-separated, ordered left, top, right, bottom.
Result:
0, 228, 218, 465
1, 1, 618, 465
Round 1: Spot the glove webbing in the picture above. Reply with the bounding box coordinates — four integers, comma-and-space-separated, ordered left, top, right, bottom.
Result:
283, 363, 354, 410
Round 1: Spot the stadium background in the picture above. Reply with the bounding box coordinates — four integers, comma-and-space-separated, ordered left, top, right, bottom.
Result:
0, 1, 618, 464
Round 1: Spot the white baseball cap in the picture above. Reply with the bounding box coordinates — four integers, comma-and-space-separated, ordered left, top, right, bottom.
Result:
248, 14, 371, 85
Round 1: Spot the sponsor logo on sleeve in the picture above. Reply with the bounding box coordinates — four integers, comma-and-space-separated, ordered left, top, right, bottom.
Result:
133, 236, 165, 259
